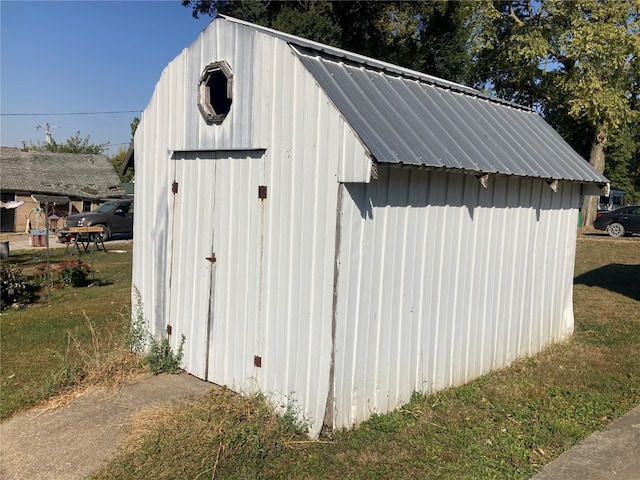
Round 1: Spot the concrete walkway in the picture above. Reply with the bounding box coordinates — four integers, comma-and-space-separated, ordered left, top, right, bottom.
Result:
532, 405, 640, 479
0, 373, 212, 480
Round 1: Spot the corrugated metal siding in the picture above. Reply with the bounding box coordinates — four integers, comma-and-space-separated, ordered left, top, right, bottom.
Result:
295, 50, 608, 184
332, 166, 579, 428
133, 19, 373, 436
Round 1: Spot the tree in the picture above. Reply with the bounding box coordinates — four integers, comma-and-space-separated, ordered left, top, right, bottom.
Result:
415, 1, 472, 83
465, 0, 640, 225
130, 117, 140, 137
28, 131, 108, 155
182, 1, 473, 82
110, 148, 134, 183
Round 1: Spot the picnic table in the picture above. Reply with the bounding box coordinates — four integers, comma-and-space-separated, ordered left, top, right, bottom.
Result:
63, 226, 107, 254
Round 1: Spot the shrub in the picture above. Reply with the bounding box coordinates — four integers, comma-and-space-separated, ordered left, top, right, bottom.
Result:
57, 260, 91, 287
34, 260, 92, 288
0, 263, 39, 310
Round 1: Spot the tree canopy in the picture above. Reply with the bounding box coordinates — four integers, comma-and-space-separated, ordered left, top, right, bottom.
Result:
465, 0, 639, 221
28, 131, 108, 155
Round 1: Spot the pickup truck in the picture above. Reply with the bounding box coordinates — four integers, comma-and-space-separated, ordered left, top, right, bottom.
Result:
62, 199, 133, 241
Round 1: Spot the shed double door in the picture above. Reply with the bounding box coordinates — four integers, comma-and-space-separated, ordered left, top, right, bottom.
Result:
170, 150, 266, 386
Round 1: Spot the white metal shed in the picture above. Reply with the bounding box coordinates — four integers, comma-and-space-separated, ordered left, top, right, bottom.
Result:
132, 15, 608, 437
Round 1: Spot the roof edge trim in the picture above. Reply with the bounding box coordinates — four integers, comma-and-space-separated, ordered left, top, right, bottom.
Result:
380, 162, 610, 185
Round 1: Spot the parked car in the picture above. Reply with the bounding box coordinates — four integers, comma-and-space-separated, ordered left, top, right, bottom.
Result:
593, 205, 640, 237
62, 199, 133, 241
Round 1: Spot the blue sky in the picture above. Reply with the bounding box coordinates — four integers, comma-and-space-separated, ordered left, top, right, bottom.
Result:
1, 1, 212, 156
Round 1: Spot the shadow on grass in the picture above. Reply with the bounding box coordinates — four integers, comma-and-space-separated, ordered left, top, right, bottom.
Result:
575, 264, 640, 301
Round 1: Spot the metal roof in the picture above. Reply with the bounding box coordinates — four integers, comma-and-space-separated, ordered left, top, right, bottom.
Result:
295, 48, 607, 183
220, 16, 607, 184
0, 147, 125, 199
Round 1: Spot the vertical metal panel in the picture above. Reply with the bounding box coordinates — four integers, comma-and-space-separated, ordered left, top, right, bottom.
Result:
133, 19, 373, 437
333, 167, 580, 429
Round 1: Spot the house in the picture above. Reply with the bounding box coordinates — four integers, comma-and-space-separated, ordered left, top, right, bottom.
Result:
131, 15, 608, 437
0, 147, 125, 233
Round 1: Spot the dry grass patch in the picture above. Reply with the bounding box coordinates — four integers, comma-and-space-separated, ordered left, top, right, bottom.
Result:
92, 386, 311, 480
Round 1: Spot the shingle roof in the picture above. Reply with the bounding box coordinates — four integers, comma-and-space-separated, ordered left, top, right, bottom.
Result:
0, 147, 125, 199
223, 15, 609, 185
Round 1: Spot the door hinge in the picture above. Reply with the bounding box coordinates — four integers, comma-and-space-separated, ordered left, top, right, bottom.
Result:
172, 181, 179, 194
258, 185, 267, 199
206, 254, 216, 263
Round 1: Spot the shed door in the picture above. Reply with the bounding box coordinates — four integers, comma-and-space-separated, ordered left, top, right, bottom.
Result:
169, 150, 265, 386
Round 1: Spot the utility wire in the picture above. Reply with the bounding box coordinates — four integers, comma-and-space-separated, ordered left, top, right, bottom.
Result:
0, 110, 142, 116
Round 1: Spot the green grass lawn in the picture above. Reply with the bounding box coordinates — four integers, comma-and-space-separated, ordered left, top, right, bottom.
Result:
0, 246, 137, 419
2, 237, 639, 479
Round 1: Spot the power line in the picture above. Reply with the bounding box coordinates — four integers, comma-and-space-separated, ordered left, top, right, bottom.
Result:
0, 110, 142, 116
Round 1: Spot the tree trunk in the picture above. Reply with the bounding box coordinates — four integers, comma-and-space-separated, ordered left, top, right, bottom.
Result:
580, 131, 607, 227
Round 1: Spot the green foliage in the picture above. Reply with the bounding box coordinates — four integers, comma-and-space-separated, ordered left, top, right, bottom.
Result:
0, 264, 39, 310
58, 260, 91, 287
130, 117, 139, 137
185, 1, 474, 83
604, 126, 640, 203
127, 287, 148, 354
110, 148, 134, 183
128, 286, 185, 374
417, 1, 472, 83
279, 395, 310, 434
466, 0, 640, 131
34, 259, 92, 288
145, 335, 185, 375
29, 131, 108, 155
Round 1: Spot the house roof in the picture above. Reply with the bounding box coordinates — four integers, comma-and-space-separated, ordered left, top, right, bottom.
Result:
222, 15, 609, 185
0, 147, 125, 200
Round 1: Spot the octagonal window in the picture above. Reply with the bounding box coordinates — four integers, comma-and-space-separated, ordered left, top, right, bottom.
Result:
198, 61, 233, 125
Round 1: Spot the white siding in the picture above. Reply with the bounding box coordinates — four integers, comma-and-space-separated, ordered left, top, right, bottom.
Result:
332, 167, 580, 429
133, 19, 371, 436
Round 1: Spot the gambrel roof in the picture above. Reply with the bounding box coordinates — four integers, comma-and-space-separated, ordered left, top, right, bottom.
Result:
0, 147, 125, 199
223, 15, 608, 185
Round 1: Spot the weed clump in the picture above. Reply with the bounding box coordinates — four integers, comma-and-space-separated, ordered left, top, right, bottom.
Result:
129, 286, 185, 375
145, 335, 185, 374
